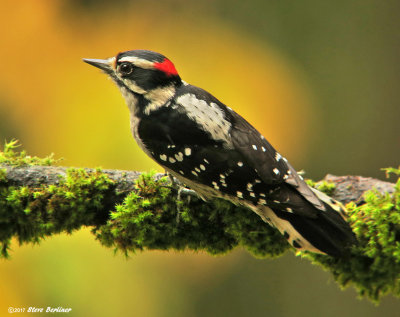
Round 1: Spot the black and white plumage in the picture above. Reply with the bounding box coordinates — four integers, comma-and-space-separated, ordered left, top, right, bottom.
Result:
84, 50, 356, 256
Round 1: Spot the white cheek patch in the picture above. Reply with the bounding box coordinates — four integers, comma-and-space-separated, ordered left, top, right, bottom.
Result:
121, 78, 147, 95
176, 93, 231, 143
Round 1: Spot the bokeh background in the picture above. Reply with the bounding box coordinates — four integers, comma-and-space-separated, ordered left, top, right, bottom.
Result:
1, 0, 399, 316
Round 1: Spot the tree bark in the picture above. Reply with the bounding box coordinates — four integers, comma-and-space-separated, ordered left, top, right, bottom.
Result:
1, 164, 395, 205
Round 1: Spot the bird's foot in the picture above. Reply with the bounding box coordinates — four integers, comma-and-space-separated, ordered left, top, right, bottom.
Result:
175, 186, 199, 223
164, 172, 199, 222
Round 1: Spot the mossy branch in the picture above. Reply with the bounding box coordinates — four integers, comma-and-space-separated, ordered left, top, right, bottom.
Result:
0, 140, 399, 302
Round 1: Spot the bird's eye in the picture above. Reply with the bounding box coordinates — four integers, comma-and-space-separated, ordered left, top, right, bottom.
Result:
119, 62, 133, 75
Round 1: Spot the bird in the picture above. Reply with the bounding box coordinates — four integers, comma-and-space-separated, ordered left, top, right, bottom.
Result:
83, 49, 356, 256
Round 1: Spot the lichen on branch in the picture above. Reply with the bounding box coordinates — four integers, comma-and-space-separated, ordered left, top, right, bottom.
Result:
0, 140, 399, 302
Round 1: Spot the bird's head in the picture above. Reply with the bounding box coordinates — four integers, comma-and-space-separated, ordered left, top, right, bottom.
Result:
84, 50, 182, 113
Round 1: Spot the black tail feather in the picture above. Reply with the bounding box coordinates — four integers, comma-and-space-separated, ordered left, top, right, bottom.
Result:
275, 203, 357, 257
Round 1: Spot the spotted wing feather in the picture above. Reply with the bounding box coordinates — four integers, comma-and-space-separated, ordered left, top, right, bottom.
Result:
229, 111, 326, 214
137, 105, 272, 202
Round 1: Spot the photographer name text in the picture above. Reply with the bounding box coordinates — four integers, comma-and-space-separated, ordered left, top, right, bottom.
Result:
8, 307, 71, 314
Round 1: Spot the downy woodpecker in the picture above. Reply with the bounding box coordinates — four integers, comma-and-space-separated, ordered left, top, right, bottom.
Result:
84, 50, 356, 256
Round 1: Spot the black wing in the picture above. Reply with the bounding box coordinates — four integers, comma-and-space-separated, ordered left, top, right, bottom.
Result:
137, 86, 323, 219
229, 110, 327, 215
137, 104, 271, 203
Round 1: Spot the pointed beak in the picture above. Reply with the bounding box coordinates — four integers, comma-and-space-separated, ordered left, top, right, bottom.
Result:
83, 57, 114, 73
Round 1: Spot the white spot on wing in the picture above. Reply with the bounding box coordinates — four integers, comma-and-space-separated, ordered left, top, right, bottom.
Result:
273, 168, 280, 175
212, 182, 220, 190
236, 191, 243, 198
258, 199, 267, 205
175, 152, 184, 162
184, 148, 192, 156
237, 161, 243, 167
200, 164, 206, 171
252, 145, 257, 150
159, 154, 167, 161
275, 153, 282, 161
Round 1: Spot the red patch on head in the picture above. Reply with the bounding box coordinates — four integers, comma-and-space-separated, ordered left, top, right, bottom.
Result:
153, 58, 178, 76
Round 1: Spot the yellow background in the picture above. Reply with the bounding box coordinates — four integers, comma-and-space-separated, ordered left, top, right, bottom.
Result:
0, 1, 399, 316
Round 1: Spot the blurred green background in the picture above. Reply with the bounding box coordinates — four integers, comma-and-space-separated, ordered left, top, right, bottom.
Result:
0, 0, 399, 316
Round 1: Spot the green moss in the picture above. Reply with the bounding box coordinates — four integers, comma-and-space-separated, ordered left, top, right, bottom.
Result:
383, 167, 400, 177
306, 178, 336, 196
0, 139, 289, 261
1, 141, 400, 302
305, 178, 316, 188
0, 167, 116, 258
305, 166, 400, 302
0, 168, 6, 183
315, 180, 337, 196
0, 140, 60, 167
93, 171, 289, 258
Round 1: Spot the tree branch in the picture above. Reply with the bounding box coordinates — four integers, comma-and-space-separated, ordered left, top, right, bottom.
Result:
0, 142, 399, 302
3, 165, 142, 194
2, 164, 395, 204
